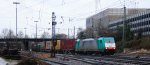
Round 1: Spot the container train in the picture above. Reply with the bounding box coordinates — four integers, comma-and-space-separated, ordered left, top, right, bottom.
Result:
31, 37, 116, 55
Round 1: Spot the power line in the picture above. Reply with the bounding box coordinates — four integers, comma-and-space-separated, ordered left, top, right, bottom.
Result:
19, 4, 85, 22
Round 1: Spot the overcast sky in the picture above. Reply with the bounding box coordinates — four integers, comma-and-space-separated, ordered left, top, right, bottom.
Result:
0, 0, 150, 38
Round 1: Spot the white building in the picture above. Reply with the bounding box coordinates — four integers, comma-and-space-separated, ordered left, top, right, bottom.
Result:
86, 8, 148, 29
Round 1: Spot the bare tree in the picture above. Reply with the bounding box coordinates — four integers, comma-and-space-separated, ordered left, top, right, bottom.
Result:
96, 21, 109, 37
18, 31, 24, 38
8, 29, 15, 38
85, 28, 94, 38
24, 34, 29, 38
77, 31, 86, 39
1, 28, 15, 38
55, 34, 67, 39
41, 32, 50, 38
2, 28, 9, 38
77, 21, 109, 39
0, 35, 2, 38
77, 28, 83, 33
1, 28, 16, 50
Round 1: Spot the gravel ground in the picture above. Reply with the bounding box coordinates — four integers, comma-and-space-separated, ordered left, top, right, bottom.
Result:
46, 56, 92, 65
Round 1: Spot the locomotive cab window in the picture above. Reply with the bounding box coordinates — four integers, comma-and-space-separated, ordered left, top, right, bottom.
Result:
100, 40, 102, 43
104, 39, 115, 43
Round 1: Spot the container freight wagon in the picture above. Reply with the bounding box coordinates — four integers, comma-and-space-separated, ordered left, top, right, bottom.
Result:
30, 41, 51, 52
44, 41, 50, 50
60, 39, 76, 54
30, 39, 76, 53
48, 39, 76, 54
49, 40, 61, 53
75, 37, 116, 55
42, 41, 59, 53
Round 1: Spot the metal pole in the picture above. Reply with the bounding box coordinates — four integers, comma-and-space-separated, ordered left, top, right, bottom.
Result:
34, 21, 38, 51
52, 12, 56, 39
13, 2, 20, 50
13, 2, 20, 38
122, 4, 126, 51
74, 26, 75, 39
24, 28, 27, 38
51, 12, 57, 57
68, 28, 69, 39
34, 21, 38, 38
15, 4, 18, 38
36, 23, 37, 39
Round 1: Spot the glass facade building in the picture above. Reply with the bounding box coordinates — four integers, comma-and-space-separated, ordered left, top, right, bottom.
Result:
109, 10, 150, 36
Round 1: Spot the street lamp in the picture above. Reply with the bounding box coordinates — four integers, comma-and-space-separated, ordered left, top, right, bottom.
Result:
34, 21, 38, 51
13, 2, 20, 37
13, 2, 20, 50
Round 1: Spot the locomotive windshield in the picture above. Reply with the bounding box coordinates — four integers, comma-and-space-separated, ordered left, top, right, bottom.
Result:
104, 38, 115, 43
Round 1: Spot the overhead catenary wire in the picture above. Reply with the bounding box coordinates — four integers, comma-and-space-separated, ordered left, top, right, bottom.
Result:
18, 3, 85, 25
10, 0, 122, 24
3, 0, 140, 22
9, 0, 95, 26
2, 0, 139, 36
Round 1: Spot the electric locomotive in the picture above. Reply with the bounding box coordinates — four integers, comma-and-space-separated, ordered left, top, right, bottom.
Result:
75, 37, 116, 55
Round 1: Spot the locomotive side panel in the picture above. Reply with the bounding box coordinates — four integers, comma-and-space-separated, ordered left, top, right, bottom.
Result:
76, 39, 98, 51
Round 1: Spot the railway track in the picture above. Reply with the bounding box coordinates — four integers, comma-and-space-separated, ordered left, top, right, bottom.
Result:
42, 59, 68, 65
20, 51, 150, 65
100, 55, 150, 65
56, 54, 123, 65
33, 53, 150, 65
56, 54, 150, 65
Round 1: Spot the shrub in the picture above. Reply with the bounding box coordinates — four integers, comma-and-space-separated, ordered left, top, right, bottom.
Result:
116, 37, 150, 52
17, 59, 38, 65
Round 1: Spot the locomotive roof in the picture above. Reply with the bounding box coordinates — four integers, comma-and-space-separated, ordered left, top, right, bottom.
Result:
76, 37, 114, 41
82, 38, 95, 41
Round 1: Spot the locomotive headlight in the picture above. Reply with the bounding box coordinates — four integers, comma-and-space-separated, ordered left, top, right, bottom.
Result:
106, 47, 108, 49
112, 47, 116, 49
113, 47, 115, 49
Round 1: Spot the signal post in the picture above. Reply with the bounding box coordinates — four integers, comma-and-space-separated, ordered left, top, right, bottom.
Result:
51, 12, 57, 57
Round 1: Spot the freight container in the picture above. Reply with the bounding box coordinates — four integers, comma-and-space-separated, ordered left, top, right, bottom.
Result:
46, 41, 51, 50
61, 39, 76, 51
50, 40, 61, 50
56, 40, 61, 50
38, 42, 44, 49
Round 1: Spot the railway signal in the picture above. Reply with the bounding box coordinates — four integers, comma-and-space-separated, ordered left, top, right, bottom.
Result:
51, 12, 57, 58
